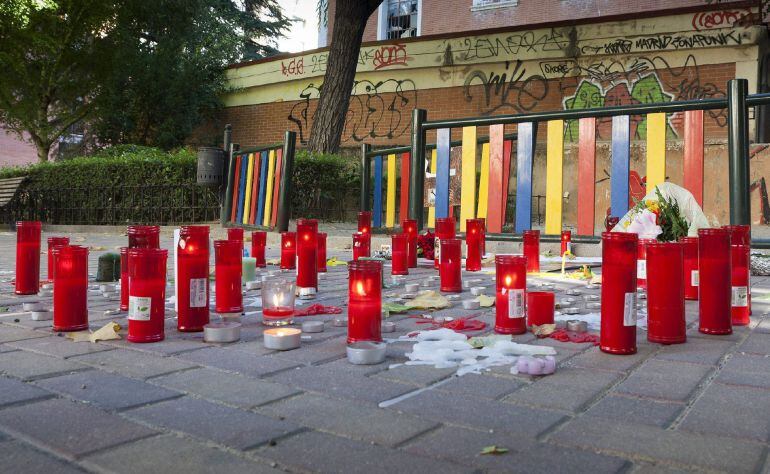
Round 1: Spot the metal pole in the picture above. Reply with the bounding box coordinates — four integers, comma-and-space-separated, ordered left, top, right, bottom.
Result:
221, 142, 238, 227
276, 131, 296, 233
728, 79, 751, 226
360, 143, 371, 212
409, 108, 427, 229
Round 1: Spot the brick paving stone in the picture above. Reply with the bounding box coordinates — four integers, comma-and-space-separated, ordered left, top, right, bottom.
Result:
686, 325, 751, 343
0, 375, 54, 407
71, 348, 198, 379
737, 332, 770, 355
583, 393, 684, 428
35, 371, 180, 411
0, 439, 86, 474
150, 367, 299, 409
403, 425, 630, 474
0, 325, 49, 344
551, 416, 766, 473
653, 338, 735, 366
255, 429, 471, 474
267, 365, 416, 405
126, 396, 300, 451
320, 357, 390, 375
715, 353, 770, 389
0, 350, 89, 381
679, 383, 770, 442
82, 434, 283, 474
268, 336, 347, 365
566, 344, 656, 372
755, 318, 770, 333
258, 392, 438, 447
390, 389, 566, 437
615, 359, 713, 402
174, 346, 301, 378
434, 372, 525, 400
0, 398, 156, 459
6, 335, 114, 359
374, 364, 456, 387
101, 336, 205, 356
503, 367, 622, 412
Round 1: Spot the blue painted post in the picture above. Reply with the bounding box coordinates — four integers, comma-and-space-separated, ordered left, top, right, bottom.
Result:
515, 122, 535, 233
373, 155, 383, 228
256, 151, 269, 225
435, 128, 451, 220
610, 115, 631, 218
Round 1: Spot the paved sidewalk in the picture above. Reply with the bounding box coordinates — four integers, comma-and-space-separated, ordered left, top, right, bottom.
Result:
0, 230, 768, 473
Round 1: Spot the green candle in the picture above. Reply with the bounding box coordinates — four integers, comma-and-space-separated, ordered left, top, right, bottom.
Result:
242, 257, 257, 284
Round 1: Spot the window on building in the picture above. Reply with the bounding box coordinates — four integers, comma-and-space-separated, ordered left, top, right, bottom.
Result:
471, 0, 518, 10
384, 0, 419, 39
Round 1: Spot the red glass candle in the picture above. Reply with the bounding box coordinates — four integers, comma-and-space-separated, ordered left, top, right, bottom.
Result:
52, 245, 89, 332
723, 224, 751, 316
439, 238, 462, 292
698, 228, 732, 335
347, 260, 382, 343
561, 230, 572, 256
391, 234, 408, 275
434, 217, 456, 269
120, 247, 129, 311
15, 221, 41, 295
46, 236, 69, 281
526, 291, 555, 327
465, 219, 483, 272
228, 227, 244, 256
296, 219, 318, 293
127, 248, 167, 343
646, 242, 686, 344
402, 219, 418, 268
495, 255, 527, 334
214, 239, 243, 314
127, 225, 160, 249
679, 237, 699, 300
352, 232, 371, 261
479, 217, 487, 256
636, 238, 656, 290
358, 211, 372, 235
730, 244, 750, 326
600, 232, 638, 355
177, 226, 210, 332
522, 230, 540, 273
317, 232, 327, 273
251, 231, 267, 268
280, 232, 296, 270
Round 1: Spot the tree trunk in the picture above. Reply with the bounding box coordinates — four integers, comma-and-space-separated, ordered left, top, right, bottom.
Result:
307, 0, 381, 153
30, 133, 52, 163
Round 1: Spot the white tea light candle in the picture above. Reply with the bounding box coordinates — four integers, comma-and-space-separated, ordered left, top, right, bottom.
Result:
264, 327, 301, 350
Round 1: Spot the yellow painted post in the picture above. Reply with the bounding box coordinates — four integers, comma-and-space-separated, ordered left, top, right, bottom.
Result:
262, 150, 276, 227
460, 126, 477, 232
386, 153, 396, 227
428, 149, 437, 228
242, 153, 254, 225
477, 142, 490, 219
545, 120, 564, 234
646, 113, 667, 194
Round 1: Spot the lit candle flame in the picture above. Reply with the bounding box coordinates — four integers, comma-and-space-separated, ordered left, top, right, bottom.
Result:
504, 275, 512, 286
355, 281, 365, 296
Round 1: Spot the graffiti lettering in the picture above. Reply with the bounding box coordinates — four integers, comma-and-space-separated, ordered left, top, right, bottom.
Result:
310, 54, 327, 73
287, 79, 417, 144
634, 31, 742, 51
463, 60, 549, 115
372, 44, 410, 70
281, 58, 304, 77
691, 9, 751, 30
454, 28, 567, 61
540, 61, 571, 75
603, 39, 632, 55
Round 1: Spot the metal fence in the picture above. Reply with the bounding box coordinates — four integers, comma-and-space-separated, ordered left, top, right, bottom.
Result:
3, 184, 220, 225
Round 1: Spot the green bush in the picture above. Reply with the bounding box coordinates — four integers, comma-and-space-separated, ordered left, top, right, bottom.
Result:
291, 150, 360, 221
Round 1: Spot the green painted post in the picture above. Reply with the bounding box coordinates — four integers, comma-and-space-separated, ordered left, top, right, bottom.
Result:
276, 131, 296, 232
360, 143, 371, 212
728, 79, 751, 226
409, 108, 427, 230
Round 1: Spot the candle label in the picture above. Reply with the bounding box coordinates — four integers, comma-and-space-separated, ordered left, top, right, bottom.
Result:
691, 270, 699, 287
636, 259, 647, 279
623, 292, 637, 326
434, 237, 441, 262
190, 278, 207, 307
128, 296, 152, 321
732, 286, 748, 307
507, 289, 525, 318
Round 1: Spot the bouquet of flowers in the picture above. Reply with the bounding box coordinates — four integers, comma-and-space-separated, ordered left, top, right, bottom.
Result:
614, 183, 709, 241
417, 230, 435, 259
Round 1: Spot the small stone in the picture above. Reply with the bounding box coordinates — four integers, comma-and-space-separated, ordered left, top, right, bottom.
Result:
81, 385, 87, 390
269, 439, 277, 447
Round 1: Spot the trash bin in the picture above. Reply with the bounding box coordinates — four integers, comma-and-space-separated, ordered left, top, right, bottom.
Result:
197, 147, 224, 186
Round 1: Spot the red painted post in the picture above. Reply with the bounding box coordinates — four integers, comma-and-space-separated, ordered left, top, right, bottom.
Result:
487, 124, 505, 233
577, 118, 597, 235
502, 139, 512, 224
270, 149, 283, 228
684, 110, 704, 208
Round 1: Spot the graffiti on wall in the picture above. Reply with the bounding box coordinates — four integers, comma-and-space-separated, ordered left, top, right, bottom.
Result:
287, 79, 417, 144
462, 60, 549, 114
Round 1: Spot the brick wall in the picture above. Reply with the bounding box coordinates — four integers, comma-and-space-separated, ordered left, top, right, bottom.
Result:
0, 127, 39, 167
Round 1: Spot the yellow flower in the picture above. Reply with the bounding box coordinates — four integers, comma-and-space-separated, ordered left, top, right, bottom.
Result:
646, 200, 660, 213
622, 220, 631, 229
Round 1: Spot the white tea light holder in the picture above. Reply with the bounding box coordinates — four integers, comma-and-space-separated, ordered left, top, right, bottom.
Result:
404, 283, 419, 292
263, 328, 301, 350
203, 322, 241, 343
23, 302, 43, 312
462, 299, 481, 310
381, 321, 396, 333
565, 289, 582, 296
333, 317, 348, 327
566, 320, 588, 333
562, 307, 581, 315
347, 341, 386, 365
31, 310, 52, 321
301, 321, 324, 333
470, 286, 486, 296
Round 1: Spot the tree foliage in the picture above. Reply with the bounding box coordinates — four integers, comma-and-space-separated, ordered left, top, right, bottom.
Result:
0, 0, 289, 161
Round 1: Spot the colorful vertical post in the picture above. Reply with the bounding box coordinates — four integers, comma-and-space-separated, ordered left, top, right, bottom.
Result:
577, 118, 596, 235
611, 115, 631, 218
373, 155, 383, 228
460, 127, 477, 232
477, 142, 490, 219
486, 124, 505, 233
515, 122, 535, 233
399, 153, 410, 223
427, 149, 438, 228
386, 154, 397, 228
545, 120, 564, 235
262, 150, 276, 227
684, 110, 705, 207
270, 149, 283, 228
435, 129, 451, 222
646, 113, 667, 194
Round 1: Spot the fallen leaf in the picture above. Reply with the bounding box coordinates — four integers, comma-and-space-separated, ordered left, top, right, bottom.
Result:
66, 322, 121, 343
531, 323, 556, 337
326, 257, 347, 267
405, 291, 450, 310
476, 294, 494, 307
480, 446, 508, 455
468, 334, 510, 348
382, 302, 411, 314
